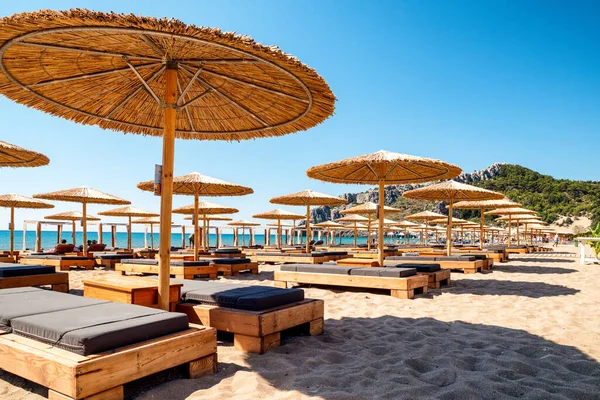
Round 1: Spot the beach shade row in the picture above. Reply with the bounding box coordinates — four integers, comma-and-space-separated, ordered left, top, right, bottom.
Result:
253, 208, 305, 249
340, 201, 402, 251
0, 8, 336, 311
139, 172, 252, 260
45, 211, 100, 247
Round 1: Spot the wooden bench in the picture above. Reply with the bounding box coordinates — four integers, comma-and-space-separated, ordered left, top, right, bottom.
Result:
274, 270, 429, 299
115, 261, 218, 280
0, 272, 69, 292
20, 257, 95, 271
0, 324, 217, 400
178, 299, 324, 354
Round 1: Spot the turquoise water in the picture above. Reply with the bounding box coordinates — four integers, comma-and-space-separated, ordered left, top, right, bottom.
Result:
0, 230, 417, 250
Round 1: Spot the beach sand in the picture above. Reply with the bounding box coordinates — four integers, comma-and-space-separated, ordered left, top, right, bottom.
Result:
1, 245, 599, 399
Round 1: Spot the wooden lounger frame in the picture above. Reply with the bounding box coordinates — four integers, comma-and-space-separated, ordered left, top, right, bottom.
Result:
402, 259, 485, 274
93, 258, 131, 269
505, 248, 528, 255
418, 269, 451, 289
20, 258, 95, 271
0, 324, 216, 400
216, 261, 259, 276
250, 254, 346, 264
0, 272, 69, 292
178, 299, 324, 354
115, 262, 218, 280
0, 255, 15, 263
274, 271, 429, 299
336, 258, 380, 267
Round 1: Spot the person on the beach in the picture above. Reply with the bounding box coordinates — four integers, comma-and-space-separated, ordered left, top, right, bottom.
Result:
189, 233, 194, 248
60, 239, 67, 244
553, 234, 559, 247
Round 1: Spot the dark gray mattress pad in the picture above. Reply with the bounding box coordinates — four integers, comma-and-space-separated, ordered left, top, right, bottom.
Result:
0, 263, 56, 277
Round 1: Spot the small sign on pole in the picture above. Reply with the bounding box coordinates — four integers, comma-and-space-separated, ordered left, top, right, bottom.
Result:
154, 164, 162, 196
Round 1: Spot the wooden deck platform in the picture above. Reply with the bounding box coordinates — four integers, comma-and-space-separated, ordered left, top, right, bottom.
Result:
0, 272, 69, 292
177, 299, 324, 354
274, 271, 429, 299
0, 324, 217, 400
20, 258, 95, 271
115, 262, 218, 280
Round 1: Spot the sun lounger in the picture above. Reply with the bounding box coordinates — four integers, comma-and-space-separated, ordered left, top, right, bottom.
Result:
212, 248, 246, 258
206, 257, 259, 276
382, 262, 451, 289
250, 251, 348, 264
274, 264, 429, 299
116, 258, 218, 279
0, 263, 69, 292
173, 279, 324, 354
19, 254, 95, 271
0, 287, 217, 399
386, 255, 486, 274
505, 245, 528, 254
92, 252, 135, 268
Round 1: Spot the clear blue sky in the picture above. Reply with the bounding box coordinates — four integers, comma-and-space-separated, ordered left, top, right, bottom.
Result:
0, 1, 598, 230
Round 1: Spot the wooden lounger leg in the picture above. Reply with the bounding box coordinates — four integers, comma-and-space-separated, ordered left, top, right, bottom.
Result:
273, 281, 288, 288
234, 332, 280, 354
391, 289, 412, 299
209, 273, 218, 279
464, 268, 477, 274
309, 318, 324, 336
188, 353, 217, 378
49, 386, 124, 400
250, 266, 259, 274
52, 283, 69, 293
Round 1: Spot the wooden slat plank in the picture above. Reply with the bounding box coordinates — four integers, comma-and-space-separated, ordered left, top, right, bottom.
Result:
0, 273, 68, 289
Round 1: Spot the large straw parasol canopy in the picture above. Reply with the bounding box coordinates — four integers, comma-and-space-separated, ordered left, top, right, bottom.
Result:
0, 140, 49, 168
132, 216, 160, 224
98, 206, 159, 250
270, 189, 346, 252
253, 208, 304, 249
138, 172, 253, 196
186, 215, 233, 222
0, 9, 335, 310
33, 186, 129, 254
228, 220, 260, 227
173, 201, 238, 216
403, 181, 504, 255
0, 194, 54, 255
313, 221, 346, 229
45, 211, 100, 247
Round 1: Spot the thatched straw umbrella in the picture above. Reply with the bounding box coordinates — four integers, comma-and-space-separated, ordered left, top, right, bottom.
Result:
0, 194, 53, 255
452, 199, 521, 249
0, 9, 335, 310
336, 215, 369, 246
98, 206, 158, 250
341, 202, 402, 251
252, 209, 304, 249
486, 207, 536, 246
269, 189, 346, 253
131, 216, 160, 249
307, 150, 461, 266
393, 220, 418, 245
138, 172, 252, 260
405, 211, 446, 246
227, 220, 260, 247
313, 221, 346, 245
403, 181, 504, 255
44, 211, 100, 247
0, 140, 49, 168
173, 201, 238, 251
33, 187, 129, 255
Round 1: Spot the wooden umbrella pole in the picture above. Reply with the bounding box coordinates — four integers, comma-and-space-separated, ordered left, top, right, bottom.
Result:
480, 207, 485, 250
82, 202, 87, 256
128, 215, 132, 250
353, 222, 357, 247
193, 194, 199, 260
277, 219, 282, 249
36, 222, 41, 252
158, 64, 177, 311
305, 204, 311, 253
425, 219, 429, 246
517, 220, 521, 246
378, 180, 385, 267
203, 215, 208, 251
367, 217, 371, 250
9, 206, 14, 256
98, 222, 103, 245
508, 215, 512, 246
57, 224, 61, 244
72, 221, 76, 246
150, 223, 154, 249
447, 199, 454, 256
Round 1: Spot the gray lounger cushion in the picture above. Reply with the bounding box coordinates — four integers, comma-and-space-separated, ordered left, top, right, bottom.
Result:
0, 263, 56, 277
210, 258, 252, 265
296, 264, 354, 275
172, 279, 304, 311
462, 254, 486, 261
213, 248, 242, 254
349, 267, 416, 277
11, 302, 189, 355
23, 255, 88, 261
387, 256, 438, 261
437, 256, 476, 262
120, 259, 210, 267
384, 262, 441, 272
95, 254, 133, 260
0, 289, 108, 333
321, 251, 348, 256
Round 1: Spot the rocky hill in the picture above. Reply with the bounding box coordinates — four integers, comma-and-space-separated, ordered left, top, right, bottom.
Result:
309, 163, 599, 229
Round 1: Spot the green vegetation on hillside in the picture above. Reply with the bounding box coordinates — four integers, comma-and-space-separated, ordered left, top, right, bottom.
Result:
457, 165, 600, 226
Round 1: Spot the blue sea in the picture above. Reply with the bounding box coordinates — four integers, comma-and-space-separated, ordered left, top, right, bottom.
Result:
0, 230, 415, 250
